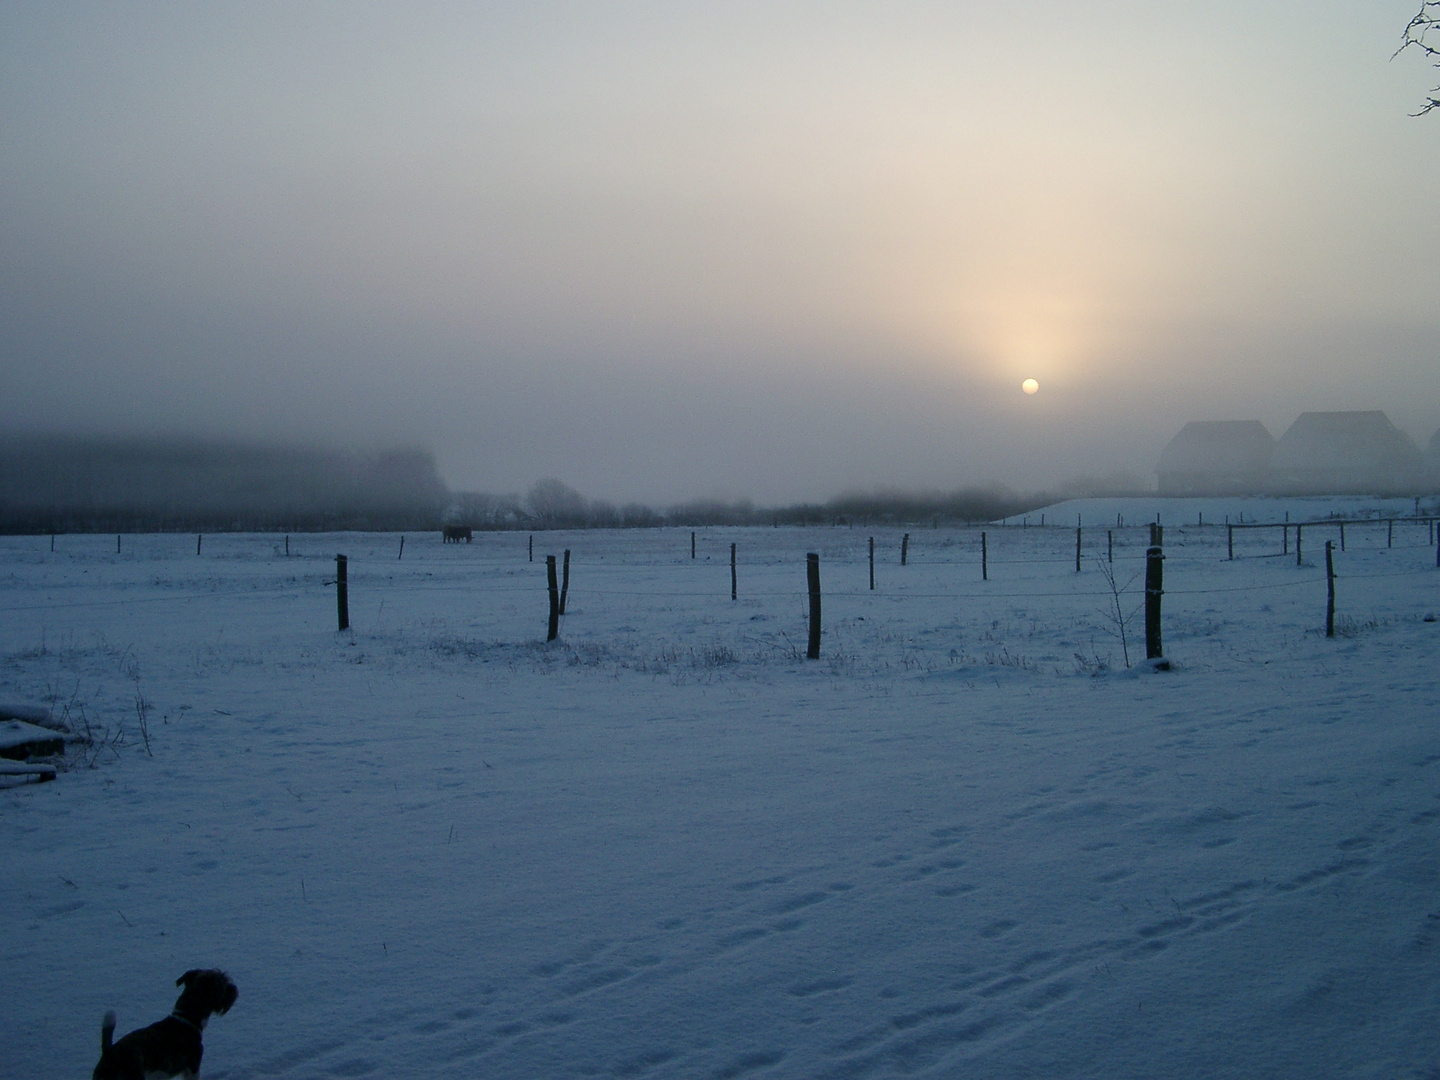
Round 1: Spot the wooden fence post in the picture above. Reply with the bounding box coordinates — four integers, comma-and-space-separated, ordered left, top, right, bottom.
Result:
546, 555, 560, 641
1227, 524, 1233, 560
1144, 545, 1164, 660
806, 553, 821, 660
1108, 529, 1113, 564
285, 534, 290, 557
1388, 519, 1394, 549
1075, 526, 1082, 573
868, 537, 875, 590
731, 543, 738, 600
559, 549, 570, 613
529, 534, 533, 563
50, 534, 55, 553
116, 534, 121, 554
398, 535, 405, 560
1340, 522, 1345, 551
1283, 524, 1288, 556
901, 533, 909, 566
335, 554, 349, 632
1325, 540, 1335, 638
691, 531, 696, 559
1296, 524, 1303, 567
982, 531, 988, 580
197, 534, 203, 556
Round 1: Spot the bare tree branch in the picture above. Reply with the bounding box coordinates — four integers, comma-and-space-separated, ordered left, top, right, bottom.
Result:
1397, 1, 1440, 115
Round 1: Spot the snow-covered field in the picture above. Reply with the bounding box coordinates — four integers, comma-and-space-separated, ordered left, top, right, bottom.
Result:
4, 501, 1440, 1079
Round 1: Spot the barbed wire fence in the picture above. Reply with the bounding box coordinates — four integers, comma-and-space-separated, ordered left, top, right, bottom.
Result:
8, 518, 1439, 675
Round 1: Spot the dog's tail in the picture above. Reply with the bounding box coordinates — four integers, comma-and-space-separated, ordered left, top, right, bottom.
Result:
101, 1010, 116, 1052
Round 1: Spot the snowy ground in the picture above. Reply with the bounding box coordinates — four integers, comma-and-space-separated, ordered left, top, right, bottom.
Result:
3, 504, 1440, 1078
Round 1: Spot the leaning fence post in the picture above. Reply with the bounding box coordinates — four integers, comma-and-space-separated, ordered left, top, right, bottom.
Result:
197, 534, 203, 556
731, 542, 738, 600
982, 531, 988, 580
559, 549, 570, 613
1325, 540, 1335, 638
546, 555, 560, 641
806, 553, 822, 659
335, 554, 349, 632
398, 535, 405, 560
1144, 545, 1164, 660
868, 537, 875, 590
901, 533, 909, 566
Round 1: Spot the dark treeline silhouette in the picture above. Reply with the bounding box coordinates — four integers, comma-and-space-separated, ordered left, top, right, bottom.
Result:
450, 479, 1053, 531
0, 439, 1055, 535
820, 487, 1047, 526
0, 437, 448, 533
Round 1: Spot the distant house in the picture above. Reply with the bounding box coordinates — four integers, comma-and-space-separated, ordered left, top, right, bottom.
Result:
1269, 411, 1424, 494
1156, 421, 1276, 495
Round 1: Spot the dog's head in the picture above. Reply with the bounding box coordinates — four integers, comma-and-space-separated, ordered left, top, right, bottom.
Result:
174, 969, 238, 1018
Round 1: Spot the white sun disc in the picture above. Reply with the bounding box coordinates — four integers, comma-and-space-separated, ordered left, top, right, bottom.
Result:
1022, 378, 1039, 395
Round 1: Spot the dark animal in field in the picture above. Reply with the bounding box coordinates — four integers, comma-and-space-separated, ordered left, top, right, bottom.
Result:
442, 525, 473, 543
93, 969, 238, 1080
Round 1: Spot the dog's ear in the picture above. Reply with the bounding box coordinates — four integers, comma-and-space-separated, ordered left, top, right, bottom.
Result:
176, 970, 201, 988
218, 982, 238, 1014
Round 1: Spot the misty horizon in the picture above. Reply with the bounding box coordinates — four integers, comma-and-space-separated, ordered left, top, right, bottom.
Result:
3, 4, 1439, 505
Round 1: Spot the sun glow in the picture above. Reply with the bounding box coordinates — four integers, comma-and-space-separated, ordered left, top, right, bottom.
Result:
1021, 378, 1039, 394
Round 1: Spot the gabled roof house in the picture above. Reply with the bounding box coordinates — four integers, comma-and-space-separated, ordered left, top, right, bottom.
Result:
1269, 411, 1423, 494
1156, 421, 1276, 495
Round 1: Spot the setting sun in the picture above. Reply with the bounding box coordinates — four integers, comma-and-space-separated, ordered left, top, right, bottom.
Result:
1022, 378, 1039, 395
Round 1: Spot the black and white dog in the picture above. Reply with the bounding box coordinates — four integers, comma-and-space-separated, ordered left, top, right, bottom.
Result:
93, 969, 237, 1080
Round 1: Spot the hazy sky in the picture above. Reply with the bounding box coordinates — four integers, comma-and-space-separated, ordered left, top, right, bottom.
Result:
3, 2, 1438, 502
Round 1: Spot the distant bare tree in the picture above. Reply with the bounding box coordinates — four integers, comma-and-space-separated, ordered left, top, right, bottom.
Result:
587, 499, 619, 528
620, 502, 662, 528
1399, 2, 1440, 115
526, 478, 589, 527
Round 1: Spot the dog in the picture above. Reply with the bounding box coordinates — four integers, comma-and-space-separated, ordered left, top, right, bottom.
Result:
93, 969, 237, 1080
